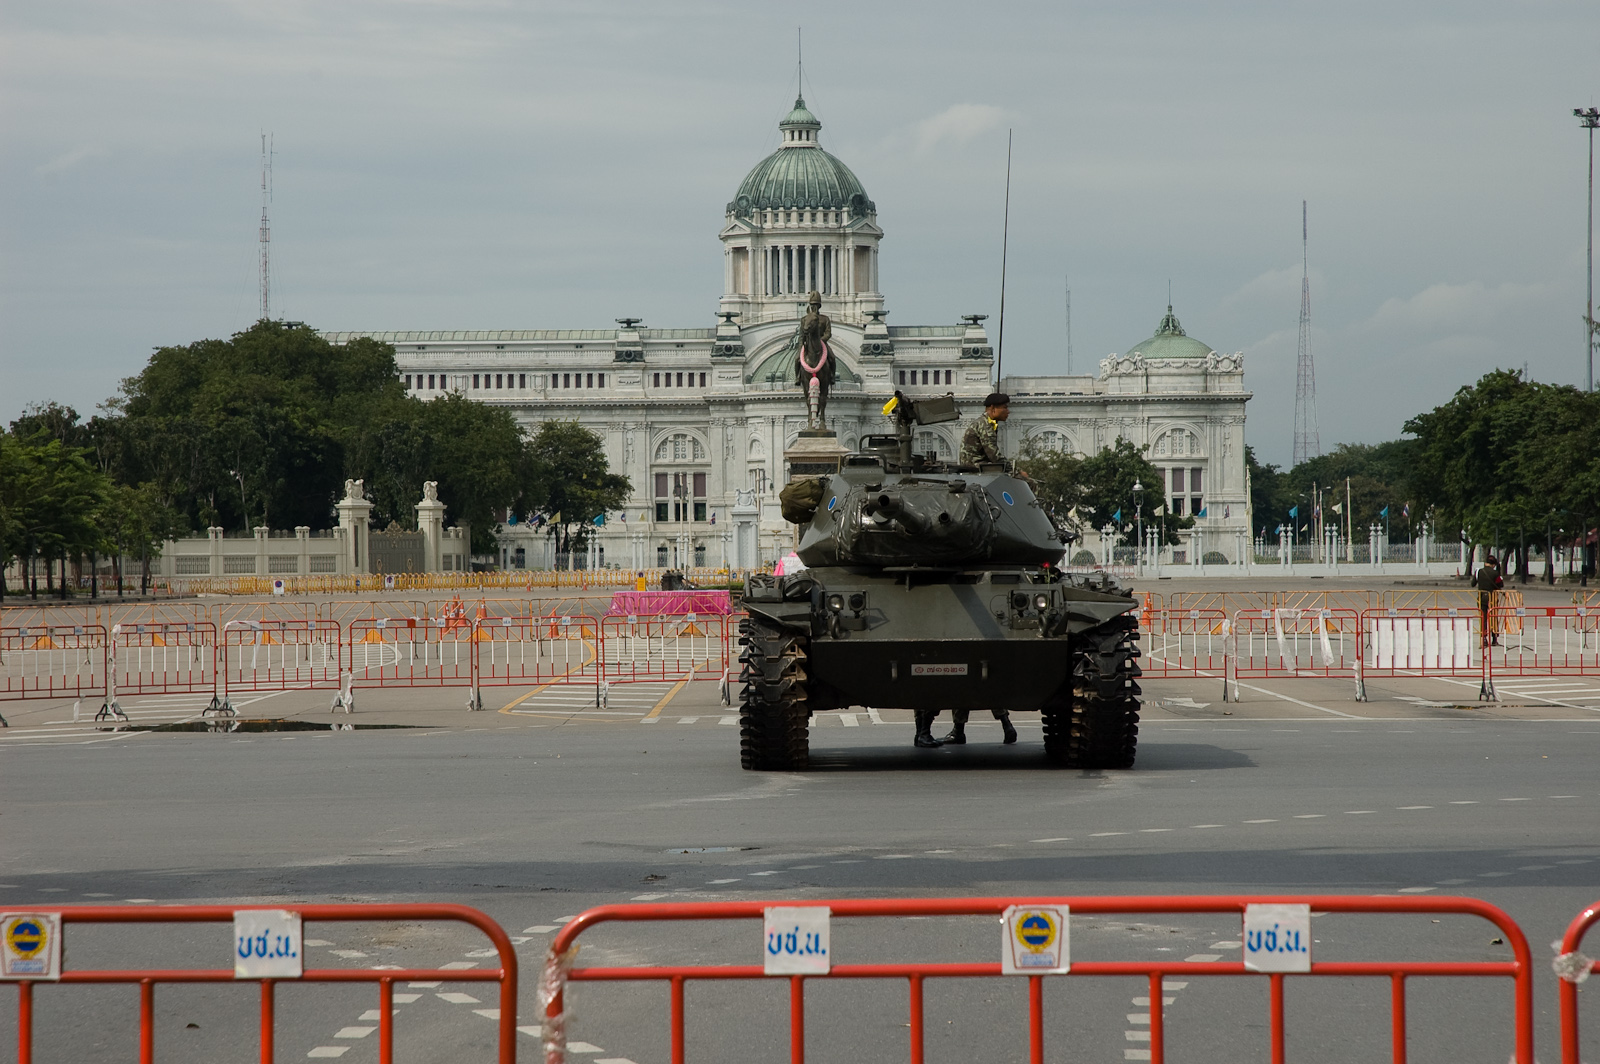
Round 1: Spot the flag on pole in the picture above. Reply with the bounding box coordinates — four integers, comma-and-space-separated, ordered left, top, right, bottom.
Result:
1288, 505, 1299, 519
592, 513, 605, 526
1112, 509, 1122, 523
1223, 505, 1230, 519
1331, 503, 1343, 515
1198, 506, 1208, 518
1153, 505, 1166, 517
1380, 506, 1389, 518
710, 511, 718, 525
1402, 502, 1411, 519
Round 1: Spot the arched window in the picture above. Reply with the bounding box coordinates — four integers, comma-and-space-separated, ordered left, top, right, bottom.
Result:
1034, 430, 1071, 453
1155, 429, 1200, 458
914, 432, 950, 459
655, 434, 706, 462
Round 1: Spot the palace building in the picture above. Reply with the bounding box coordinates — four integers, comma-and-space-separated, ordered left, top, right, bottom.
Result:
325, 96, 1252, 570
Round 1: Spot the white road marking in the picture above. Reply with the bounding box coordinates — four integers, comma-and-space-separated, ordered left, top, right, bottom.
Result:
878, 854, 914, 859
440, 961, 478, 970
867, 707, 885, 725
523, 926, 557, 933
1091, 832, 1127, 837
1449, 801, 1479, 805
306, 1048, 350, 1058
330, 949, 368, 959
1293, 814, 1326, 819
1192, 824, 1224, 829
1032, 837, 1071, 843
1210, 941, 1241, 949
1499, 797, 1532, 801
518, 1025, 543, 1037
1133, 997, 1176, 1006
676, 717, 699, 724
464, 948, 499, 958
707, 878, 740, 884
631, 894, 668, 901
436, 992, 481, 1004
1140, 828, 1173, 833
333, 1027, 374, 1038
719, 716, 738, 725
840, 713, 860, 727
1242, 819, 1277, 824
473, 1009, 501, 1020
1184, 954, 1221, 962
1126, 1031, 1152, 1041
1397, 806, 1433, 810
1398, 887, 1436, 893
639, 717, 659, 724
566, 1043, 605, 1053
305, 939, 334, 947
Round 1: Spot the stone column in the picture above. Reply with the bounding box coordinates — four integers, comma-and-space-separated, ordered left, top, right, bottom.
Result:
208, 526, 223, 577
295, 526, 311, 575
254, 526, 269, 577
336, 479, 373, 575
415, 482, 446, 573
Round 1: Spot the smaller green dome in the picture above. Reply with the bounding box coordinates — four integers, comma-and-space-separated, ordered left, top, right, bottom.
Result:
780, 97, 821, 130
1126, 306, 1215, 359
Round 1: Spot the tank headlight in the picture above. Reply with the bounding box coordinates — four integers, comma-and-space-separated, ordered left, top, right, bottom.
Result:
848, 593, 866, 611
1034, 594, 1050, 610
828, 594, 845, 612
1011, 592, 1029, 610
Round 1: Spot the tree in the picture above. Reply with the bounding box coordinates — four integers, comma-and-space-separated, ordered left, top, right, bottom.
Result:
1075, 437, 1191, 546
1017, 437, 1085, 518
0, 431, 110, 599
522, 421, 632, 557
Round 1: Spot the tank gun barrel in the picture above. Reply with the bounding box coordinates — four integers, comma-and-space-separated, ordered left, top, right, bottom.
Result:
865, 491, 930, 535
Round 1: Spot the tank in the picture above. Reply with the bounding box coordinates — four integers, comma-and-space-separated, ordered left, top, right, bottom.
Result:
738, 392, 1143, 770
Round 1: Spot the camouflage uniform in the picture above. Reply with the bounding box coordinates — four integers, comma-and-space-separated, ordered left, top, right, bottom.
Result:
959, 416, 1003, 466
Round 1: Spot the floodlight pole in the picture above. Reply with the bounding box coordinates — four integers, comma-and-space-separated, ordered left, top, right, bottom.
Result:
1578, 107, 1600, 391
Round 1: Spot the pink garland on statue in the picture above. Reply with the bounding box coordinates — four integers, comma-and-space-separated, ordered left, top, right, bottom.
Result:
798, 340, 829, 381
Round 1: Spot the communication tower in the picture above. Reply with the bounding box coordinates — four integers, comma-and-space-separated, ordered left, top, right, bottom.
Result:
1292, 200, 1320, 466
259, 132, 273, 322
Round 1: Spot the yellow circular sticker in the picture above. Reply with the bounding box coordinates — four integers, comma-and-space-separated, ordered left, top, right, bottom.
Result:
6, 918, 47, 960
1013, 911, 1058, 954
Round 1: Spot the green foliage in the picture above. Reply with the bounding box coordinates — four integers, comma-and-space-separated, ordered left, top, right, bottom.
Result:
1072, 437, 1192, 546
4, 320, 629, 569
1403, 369, 1600, 575
0, 430, 112, 582
522, 421, 632, 555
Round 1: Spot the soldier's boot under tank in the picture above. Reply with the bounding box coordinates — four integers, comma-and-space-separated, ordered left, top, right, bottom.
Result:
939, 709, 968, 745
914, 709, 943, 748
1000, 714, 1018, 745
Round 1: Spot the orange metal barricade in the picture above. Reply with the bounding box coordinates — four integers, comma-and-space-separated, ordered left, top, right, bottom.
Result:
1229, 608, 1362, 698
1488, 606, 1600, 677
6, 903, 517, 1064
542, 894, 1534, 1064
0, 624, 107, 701
1557, 898, 1600, 1064
220, 619, 345, 697
109, 621, 218, 699
346, 616, 475, 690
1140, 608, 1230, 679
600, 614, 728, 684
473, 615, 601, 689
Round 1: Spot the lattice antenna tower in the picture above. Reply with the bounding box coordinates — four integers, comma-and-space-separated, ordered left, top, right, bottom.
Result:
1292, 200, 1320, 466
259, 132, 273, 322
1064, 275, 1073, 374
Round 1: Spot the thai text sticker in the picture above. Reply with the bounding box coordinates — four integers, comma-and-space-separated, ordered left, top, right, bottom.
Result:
1, 913, 62, 980
1000, 905, 1070, 975
234, 910, 303, 979
763, 906, 830, 975
1242, 903, 1311, 973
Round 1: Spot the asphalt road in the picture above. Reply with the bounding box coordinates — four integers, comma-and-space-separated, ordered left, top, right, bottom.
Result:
2, 662, 1598, 1064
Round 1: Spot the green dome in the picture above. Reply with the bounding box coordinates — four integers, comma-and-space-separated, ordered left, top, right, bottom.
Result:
1125, 306, 1215, 359
728, 97, 875, 215
747, 330, 862, 386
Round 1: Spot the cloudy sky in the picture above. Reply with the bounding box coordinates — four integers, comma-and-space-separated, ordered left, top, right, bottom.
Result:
3, 0, 1596, 466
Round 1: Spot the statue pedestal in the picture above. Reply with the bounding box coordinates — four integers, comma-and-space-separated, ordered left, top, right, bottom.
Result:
785, 431, 849, 478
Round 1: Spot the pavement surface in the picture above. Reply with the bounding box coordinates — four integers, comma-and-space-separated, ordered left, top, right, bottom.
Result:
2, 579, 1598, 1062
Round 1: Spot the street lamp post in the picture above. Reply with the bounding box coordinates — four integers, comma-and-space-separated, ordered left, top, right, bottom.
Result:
1132, 480, 1144, 575
1578, 107, 1600, 391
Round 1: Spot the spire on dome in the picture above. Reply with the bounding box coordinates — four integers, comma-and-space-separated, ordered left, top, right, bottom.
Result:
1156, 305, 1186, 337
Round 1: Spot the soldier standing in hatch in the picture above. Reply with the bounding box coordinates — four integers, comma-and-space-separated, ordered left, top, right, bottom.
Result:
930, 390, 1019, 746
959, 391, 1010, 467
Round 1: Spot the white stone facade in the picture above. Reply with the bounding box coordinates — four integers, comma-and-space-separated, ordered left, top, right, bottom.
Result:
325, 98, 1252, 570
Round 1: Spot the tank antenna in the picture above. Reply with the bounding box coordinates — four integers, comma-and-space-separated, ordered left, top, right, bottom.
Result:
996, 129, 1013, 382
